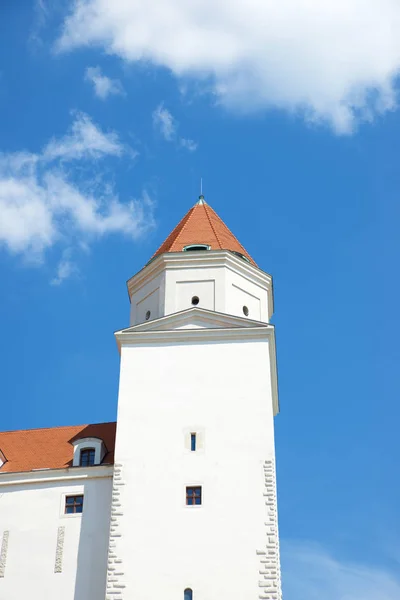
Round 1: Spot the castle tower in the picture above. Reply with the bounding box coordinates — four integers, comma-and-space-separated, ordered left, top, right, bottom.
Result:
105, 196, 282, 600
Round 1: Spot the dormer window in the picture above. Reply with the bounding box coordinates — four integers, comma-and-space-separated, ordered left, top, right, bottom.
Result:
79, 448, 95, 467
183, 244, 210, 252
71, 437, 107, 467
231, 250, 251, 263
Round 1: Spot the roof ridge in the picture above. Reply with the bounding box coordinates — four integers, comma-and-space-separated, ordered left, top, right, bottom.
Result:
203, 202, 223, 249
205, 203, 254, 261
0, 421, 116, 435
151, 204, 195, 258
171, 202, 199, 250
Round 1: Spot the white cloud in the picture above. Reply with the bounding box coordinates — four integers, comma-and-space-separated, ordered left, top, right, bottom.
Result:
153, 103, 176, 141
153, 103, 197, 150
51, 250, 77, 285
29, 0, 49, 48
0, 176, 54, 256
44, 172, 153, 238
180, 138, 197, 152
57, 0, 400, 133
282, 540, 400, 600
85, 66, 125, 100
0, 112, 154, 276
43, 111, 123, 161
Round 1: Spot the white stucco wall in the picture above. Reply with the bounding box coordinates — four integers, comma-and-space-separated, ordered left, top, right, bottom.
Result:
226, 269, 269, 321
0, 469, 112, 600
108, 335, 280, 600
129, 252, 272, 326
129, 270, 165, 326
164, 264, 225, 316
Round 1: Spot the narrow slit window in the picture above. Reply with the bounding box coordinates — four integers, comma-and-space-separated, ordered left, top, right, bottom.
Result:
190, 433, 196, 452
65, 495, 84, 514
186, 486, 202, 506
184, 589, 193, 600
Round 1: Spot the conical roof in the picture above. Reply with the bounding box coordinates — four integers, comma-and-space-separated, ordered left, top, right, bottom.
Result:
152, 196, 256, 265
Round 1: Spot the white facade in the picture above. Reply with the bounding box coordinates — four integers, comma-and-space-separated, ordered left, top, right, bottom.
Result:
0, 466, 112, 600
106, 250, 282, 600
128, 251, 274, 326
0, 212, 283, 600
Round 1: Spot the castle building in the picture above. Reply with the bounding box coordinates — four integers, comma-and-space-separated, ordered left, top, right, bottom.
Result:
0, 196, 282, 600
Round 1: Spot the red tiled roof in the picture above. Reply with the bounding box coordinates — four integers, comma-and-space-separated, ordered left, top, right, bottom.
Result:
153, 198, 256, 265
0, 422, 116, 474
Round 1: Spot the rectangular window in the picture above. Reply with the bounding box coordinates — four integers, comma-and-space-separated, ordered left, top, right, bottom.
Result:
190, 433, 196, 452
79, 448, 95, 467
186, 486, 202, 506
65, 495, 84, 514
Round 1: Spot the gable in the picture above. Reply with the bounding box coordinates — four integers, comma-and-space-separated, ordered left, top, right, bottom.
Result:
117, 307, 269, 334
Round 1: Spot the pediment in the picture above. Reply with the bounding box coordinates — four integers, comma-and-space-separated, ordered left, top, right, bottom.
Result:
117, 307, 269, 335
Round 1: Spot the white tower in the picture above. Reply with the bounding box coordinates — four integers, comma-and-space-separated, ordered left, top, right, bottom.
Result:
105, 197, 282, 600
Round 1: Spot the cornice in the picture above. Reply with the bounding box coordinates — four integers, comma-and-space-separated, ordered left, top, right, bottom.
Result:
127, 251, 273, 300
0, 464, 113, 487
116, 323, 273, 345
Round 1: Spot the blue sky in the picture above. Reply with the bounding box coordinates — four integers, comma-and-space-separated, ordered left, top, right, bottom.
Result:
1, 1, 400, 598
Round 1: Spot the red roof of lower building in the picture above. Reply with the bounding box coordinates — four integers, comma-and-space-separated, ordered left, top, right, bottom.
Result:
0, 422, 116, 474
152, 197, 256, 265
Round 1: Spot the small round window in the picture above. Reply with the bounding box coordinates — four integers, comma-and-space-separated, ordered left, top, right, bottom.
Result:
145, 310, 151, 321
243, 306, 249, 316
191, 296, 200, 306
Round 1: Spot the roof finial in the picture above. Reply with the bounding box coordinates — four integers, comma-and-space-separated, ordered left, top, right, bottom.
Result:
197, 177, 205, 204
